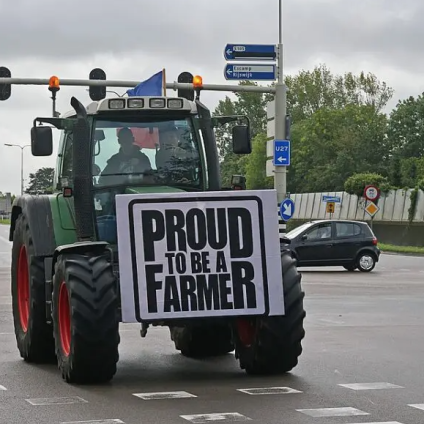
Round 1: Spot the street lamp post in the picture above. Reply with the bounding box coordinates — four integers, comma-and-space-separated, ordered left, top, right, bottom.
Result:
4, 143, 31, 195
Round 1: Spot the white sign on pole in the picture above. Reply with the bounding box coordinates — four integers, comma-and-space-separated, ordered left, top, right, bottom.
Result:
267, 119, 275, 138
115, 190, 284, 322
266, 100, 275, 119
266, 159, 274, 176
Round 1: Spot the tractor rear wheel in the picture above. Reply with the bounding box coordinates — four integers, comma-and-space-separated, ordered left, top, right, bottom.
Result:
234, 250, 305, 375
11, 214, 56, 363
52, 253, 120, 384
170, 324, 234, 358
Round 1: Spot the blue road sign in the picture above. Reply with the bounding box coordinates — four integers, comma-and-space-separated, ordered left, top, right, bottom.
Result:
224, 64, 276, 81
322, 195, 341, 203
273, 139, 290, 166
280, 198, 295, 221
224, 44, 277, 61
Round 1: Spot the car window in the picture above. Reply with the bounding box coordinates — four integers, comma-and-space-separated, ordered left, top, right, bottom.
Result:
335, 222, 362, 238
305, 223, 332, 240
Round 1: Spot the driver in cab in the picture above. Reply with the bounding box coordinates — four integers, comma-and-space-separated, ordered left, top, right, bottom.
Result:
98, 127, 152, 186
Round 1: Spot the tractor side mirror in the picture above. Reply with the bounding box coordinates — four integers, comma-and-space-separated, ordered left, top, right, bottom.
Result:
232, 125, 251, 154
31, 126, 53, 156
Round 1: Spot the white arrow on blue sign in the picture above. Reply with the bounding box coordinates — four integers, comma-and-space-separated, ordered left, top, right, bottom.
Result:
273, 139, 290, 166
224, 64, 276, 81
280, 198, 295, 221
223, 44, 277, 61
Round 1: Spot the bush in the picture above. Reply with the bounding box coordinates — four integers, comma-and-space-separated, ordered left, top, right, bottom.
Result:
344, 172, 392, 197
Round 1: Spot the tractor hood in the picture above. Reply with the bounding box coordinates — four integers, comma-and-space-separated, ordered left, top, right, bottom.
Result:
124, 185, 187, 195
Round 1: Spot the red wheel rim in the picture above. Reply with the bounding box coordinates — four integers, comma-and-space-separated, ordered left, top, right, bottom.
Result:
236, 318, 256, 347
17, 245, 29, 332
58, 282, 71, 356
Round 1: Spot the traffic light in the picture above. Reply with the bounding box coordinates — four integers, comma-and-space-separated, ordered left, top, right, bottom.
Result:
0, 67, 11, 101
177, 72, 194, 101
88, 68, 106, 101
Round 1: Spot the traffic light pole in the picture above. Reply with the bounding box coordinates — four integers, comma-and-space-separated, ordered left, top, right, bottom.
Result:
0, 77, 276, 94
274, 0, 288, 229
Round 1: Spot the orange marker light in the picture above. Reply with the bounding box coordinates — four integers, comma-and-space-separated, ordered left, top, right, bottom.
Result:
49, 75, 60, 91
193, 75, 203, 88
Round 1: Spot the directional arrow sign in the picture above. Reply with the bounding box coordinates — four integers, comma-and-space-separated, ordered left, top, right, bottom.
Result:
224, 44, 277, 61
224, 64, 276, 81
273, 139, 290, 166
280, 198, 295, 221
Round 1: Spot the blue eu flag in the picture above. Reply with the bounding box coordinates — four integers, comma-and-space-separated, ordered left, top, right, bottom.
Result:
127, 70, 164, 96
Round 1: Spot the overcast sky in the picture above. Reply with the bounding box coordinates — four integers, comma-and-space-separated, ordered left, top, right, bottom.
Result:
0, 0, 423, 195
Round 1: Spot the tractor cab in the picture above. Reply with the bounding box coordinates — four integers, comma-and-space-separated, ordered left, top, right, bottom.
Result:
30, 91, 251, 248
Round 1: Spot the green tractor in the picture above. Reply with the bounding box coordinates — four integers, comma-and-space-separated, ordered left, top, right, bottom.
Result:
8, 73, 305, 384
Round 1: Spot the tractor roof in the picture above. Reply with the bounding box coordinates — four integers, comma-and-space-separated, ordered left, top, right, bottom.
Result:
61, 96, 197, 119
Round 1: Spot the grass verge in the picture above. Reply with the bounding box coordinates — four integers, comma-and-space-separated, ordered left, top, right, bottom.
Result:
0, 219, 10, 225
379, 243, 424, 255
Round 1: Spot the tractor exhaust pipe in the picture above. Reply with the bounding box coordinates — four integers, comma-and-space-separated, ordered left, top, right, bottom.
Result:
70, 96, 95, 242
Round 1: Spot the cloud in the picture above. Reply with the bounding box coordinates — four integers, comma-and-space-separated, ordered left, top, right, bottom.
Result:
0, 0, 422, 195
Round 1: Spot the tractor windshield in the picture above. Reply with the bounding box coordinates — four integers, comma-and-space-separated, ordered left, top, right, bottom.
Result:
92, 116, 202, 189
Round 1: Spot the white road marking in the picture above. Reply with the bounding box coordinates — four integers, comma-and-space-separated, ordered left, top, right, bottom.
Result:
61, 421, 125, 424
180, 413, 251, 423
237, 387, 302, 395
296, 407, 369, 417
343, 422, 403, 424
0, 332, 13, 336
339, 382, 404, 390
409, 404, 424, 410
26, 396, 88, 405
133, 391, 197, 400
0, 385, 7, 390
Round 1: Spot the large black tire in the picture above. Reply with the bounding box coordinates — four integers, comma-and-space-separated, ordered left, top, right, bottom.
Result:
11, 214, 56, 363
52, 253, 120, 384
234, 250, 306, 375
170, 324, 234, 358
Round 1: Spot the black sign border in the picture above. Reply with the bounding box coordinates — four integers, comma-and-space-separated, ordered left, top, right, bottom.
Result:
127, 195, 270, 322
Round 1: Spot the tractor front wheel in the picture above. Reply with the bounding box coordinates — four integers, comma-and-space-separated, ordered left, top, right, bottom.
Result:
52, 253, 120, 384
11, 214, 56, 362
234, 250, 306, 375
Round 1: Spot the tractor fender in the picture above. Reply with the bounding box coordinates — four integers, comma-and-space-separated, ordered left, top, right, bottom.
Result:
51, 241, 110, 272
9, 195, 56, 257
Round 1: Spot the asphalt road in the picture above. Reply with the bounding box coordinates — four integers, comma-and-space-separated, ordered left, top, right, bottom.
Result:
1, 223, 424, 424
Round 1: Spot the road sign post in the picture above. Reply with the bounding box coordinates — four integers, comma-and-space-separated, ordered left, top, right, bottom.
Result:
273, 0, 287, 230
280, 198, 295, 222
273, 139, 290, 166
224, 44, 277, 61
224, 64, 276, 81
326, 202, 335, 214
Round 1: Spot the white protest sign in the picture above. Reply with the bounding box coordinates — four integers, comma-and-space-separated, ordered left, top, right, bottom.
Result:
115, 190, 284, 322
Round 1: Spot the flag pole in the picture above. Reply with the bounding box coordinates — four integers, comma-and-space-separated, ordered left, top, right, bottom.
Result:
162, 68, 166, 96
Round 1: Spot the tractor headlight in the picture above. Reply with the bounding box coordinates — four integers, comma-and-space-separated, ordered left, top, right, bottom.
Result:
108, 99, 125, 109
128, 99, 144, 108
167, 99, 183, 108
149, 98, 166, 108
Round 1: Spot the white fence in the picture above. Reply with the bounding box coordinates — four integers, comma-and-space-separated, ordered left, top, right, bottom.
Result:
284, 189, 424, 223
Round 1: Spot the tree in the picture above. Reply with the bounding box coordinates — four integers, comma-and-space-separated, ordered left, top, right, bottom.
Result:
344, 173, 391, 198
213, 81, 271, 187
212, 65, 394, 190
245, 133, 273, 189
288, 104, 390, 192
285, 64, 394, 123
25, 167, 55, 194
387, 93, 424, 159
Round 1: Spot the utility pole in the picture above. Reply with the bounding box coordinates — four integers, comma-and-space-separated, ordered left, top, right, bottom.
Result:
274, 0, 287, 210
4, 144, 31, 195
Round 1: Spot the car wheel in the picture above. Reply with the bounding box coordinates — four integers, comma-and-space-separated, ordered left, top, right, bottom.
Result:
356, 252, 376, 272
